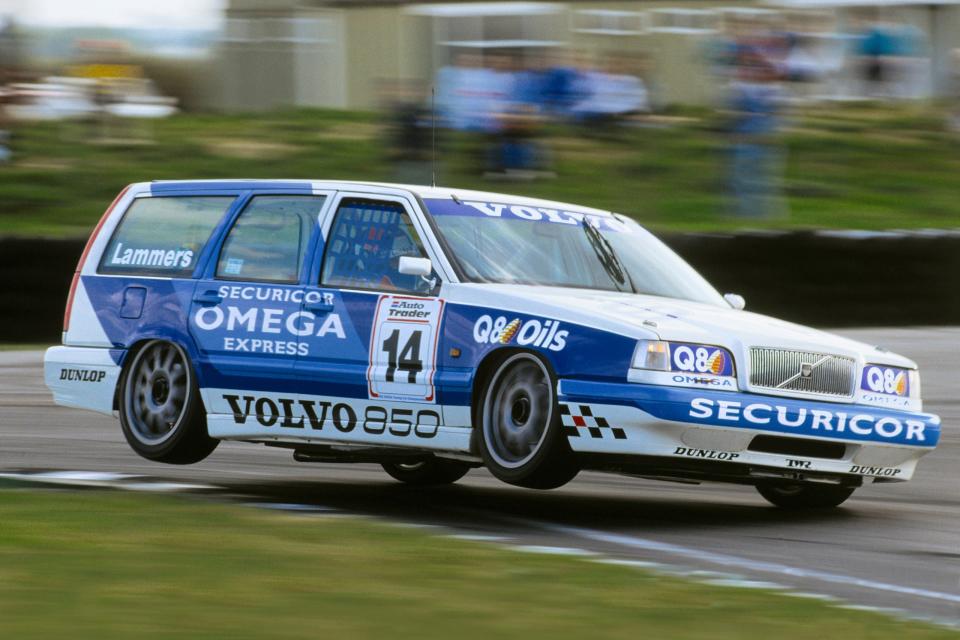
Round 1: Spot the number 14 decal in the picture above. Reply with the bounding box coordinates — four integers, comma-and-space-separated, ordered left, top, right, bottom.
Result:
383, 329, 423, 383
368, 296, 444, 403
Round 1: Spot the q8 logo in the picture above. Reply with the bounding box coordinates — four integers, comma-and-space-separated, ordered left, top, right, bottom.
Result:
864, 365, 908, 397
671, 344, 728, 375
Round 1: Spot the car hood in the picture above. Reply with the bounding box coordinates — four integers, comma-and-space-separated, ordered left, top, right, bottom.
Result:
452, 283, 916, 368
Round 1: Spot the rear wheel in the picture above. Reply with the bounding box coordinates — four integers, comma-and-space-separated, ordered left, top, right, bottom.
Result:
381, 458, 471, 485
119, 340, 217, 465
478, 352, 579, 489
756, 482, 855, 509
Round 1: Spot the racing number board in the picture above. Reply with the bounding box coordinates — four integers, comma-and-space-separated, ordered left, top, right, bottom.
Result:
367, 295, 444, 403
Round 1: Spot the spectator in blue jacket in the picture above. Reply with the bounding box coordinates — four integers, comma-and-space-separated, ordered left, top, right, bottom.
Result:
727, 48, 786, 219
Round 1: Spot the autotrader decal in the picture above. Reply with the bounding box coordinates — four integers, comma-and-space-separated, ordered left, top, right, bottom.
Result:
367, 295, 444, 403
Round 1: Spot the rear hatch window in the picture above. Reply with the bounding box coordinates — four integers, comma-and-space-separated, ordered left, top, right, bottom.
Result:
99, 196, 234, 277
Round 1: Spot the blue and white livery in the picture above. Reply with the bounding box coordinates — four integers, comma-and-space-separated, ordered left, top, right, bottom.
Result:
44, 181, 941, 507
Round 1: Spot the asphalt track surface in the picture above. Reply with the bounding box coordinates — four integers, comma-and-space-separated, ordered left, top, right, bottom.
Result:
2, 328, 958, 623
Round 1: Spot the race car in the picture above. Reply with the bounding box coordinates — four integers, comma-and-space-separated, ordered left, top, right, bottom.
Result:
44, 181, 941, 508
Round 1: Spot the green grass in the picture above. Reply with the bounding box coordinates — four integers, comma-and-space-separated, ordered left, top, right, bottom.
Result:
1, 102, 959, 237
0, 343, 52, 351
0, 489, 953, 639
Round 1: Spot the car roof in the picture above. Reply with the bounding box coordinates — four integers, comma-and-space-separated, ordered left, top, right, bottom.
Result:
145, 179, 616, 218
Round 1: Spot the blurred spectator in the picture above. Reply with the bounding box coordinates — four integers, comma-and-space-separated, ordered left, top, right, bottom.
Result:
0, 87, 10, 164
783, 33, 827, 84
381, 79, 433, 184
726, 48, 786, 219
436, 50, 513, 135
859, 21, 895, 97
436, 51, 486, 132
853, 17, 926, 99
477, 52, 515, 135
435, 50, 555, 179
542, 49, 584, 118
486, 52, 548, 178
569, 55, 649, 128
492, 104, 543, 178
0, 62, 13, 164
710, 17, 761, 81
512, 51, 550, 115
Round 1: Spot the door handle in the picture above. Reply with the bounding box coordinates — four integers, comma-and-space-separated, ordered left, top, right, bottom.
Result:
304, 301, 334, 314
193, 290, 223, 306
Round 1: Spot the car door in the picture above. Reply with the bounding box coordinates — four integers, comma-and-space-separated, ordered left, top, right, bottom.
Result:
296, 193, 447, 441
188, 193, 331, 413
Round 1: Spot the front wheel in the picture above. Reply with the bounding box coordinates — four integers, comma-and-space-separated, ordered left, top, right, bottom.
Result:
756, 482, 855, 509
118, 340, 218, 465
478, 352, 579, 489
381, 457, 471, 485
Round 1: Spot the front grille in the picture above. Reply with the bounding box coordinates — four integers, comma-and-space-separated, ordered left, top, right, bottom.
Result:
749, 348, 855, 398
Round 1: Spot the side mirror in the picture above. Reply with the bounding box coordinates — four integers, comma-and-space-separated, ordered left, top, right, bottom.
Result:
399, 255, 438, 292
724, 293, 746, 310
398, 256, 432, 277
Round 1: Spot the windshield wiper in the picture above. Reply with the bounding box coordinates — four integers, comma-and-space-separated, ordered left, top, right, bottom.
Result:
582, 218, 636, 293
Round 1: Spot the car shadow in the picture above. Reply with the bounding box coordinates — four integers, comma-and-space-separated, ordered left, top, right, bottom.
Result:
219, 473, 861, 536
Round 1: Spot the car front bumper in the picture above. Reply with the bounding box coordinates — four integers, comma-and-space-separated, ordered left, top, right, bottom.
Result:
557, 380, 940, 482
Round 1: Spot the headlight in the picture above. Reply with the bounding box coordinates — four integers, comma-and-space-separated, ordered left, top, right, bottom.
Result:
632, 340, 735, 376
860, 364, 918, 399
632, 340, 671, 370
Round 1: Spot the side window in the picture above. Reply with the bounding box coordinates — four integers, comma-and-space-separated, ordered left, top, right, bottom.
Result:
321, 199, 431, 293
99, 196, 234, 276
216, 195, 326, 283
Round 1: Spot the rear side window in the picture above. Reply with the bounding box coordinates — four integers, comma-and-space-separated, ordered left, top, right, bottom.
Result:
99, 196, 234, 277
216, 195, 326, 283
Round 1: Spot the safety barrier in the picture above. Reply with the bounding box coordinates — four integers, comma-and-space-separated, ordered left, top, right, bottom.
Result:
2, 231, 958, 342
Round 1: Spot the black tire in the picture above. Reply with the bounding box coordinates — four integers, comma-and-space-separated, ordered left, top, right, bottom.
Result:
477, 352, 579, 489
756, 482, 855, 509
381, 457, 471, 485
118, 340, 218, 465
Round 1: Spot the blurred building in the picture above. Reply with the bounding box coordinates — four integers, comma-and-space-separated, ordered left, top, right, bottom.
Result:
773, 0, 960, 100
213, 0, 960, 112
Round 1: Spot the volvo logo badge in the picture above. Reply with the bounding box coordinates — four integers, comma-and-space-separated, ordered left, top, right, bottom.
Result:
775, 355, 832, 389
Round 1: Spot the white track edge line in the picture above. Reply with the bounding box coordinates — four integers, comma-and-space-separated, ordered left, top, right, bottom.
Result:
544, 522, 960, 605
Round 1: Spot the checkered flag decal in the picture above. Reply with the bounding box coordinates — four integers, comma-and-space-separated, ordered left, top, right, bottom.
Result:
560, 404, 626, 440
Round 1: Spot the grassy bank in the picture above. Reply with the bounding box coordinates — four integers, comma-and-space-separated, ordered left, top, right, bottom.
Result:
0, 489, 953, 639
1, 104, 958, 237
0, 343, 52, 351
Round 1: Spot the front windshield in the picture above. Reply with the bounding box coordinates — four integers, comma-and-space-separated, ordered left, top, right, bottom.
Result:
425, 198, 727, 306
